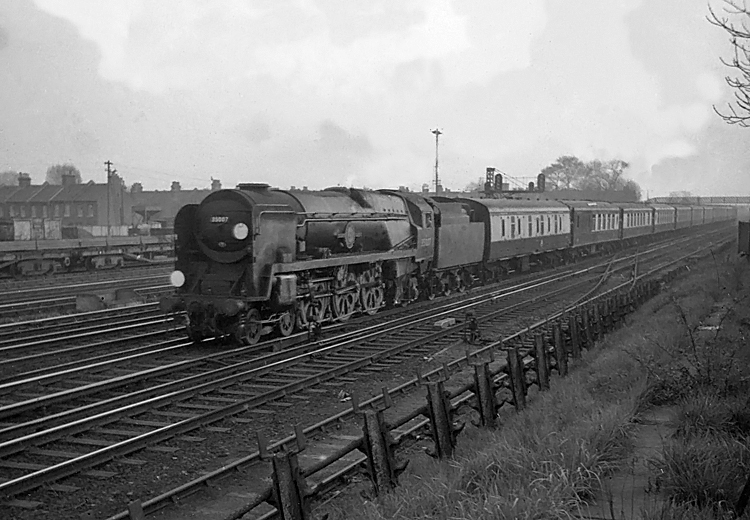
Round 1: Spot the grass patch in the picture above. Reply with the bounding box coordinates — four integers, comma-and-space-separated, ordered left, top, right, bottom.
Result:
635, 256, 750, 518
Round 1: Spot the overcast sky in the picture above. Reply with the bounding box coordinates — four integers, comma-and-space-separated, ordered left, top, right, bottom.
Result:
0, 0, 748, 197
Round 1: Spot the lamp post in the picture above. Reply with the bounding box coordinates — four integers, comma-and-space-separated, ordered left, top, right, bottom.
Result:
431, 128, 442, 195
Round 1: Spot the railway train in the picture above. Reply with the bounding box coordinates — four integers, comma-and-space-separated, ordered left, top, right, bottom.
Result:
159, 182, 737, 344
0, 218, 174, 277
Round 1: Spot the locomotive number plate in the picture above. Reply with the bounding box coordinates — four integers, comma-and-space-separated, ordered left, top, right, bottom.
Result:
210, 216, 229, 223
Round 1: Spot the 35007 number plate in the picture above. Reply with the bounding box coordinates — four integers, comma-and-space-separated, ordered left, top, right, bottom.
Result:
211, 216, 229, 223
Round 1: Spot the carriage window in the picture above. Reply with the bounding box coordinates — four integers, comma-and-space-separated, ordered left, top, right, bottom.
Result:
554, 216, 558, 234
541, 217, 545, 235
528, 217, 533, 237
501, 218, 506, 237
511, 216, 516, 238
536, 217, 540, 235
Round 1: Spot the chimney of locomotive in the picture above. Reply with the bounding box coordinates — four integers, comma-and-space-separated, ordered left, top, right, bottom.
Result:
17, 172, 31, 188
211, 178, 222, 191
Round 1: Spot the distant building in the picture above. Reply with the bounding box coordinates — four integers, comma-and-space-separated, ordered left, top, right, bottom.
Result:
0, 173, 222, 232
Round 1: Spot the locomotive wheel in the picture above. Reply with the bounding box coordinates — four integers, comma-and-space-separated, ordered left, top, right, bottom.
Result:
241, 308, 263, 345
277, 311, 295, 337
333, 292, 357, 321
296, 300, 312, 330
361, 286, 384, 315
296, 299, 324, 330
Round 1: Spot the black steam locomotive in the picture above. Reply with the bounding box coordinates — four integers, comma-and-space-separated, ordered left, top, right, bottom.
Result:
160, 182, 736, 344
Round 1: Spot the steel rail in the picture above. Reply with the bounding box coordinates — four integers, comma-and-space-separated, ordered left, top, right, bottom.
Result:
0, 274, 169, 301
0, 317, 174, 357
0, 309, 166, 347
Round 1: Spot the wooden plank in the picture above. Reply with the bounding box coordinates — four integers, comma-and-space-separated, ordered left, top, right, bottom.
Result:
63, 437, 111, 447
149, 410, 195, 418
118, 418, 171, 427
49, 483, 80, 492
4, 499, 41, 509
27, 448, 84, 459
178, 436, 205, 442
116, 458, 147, 466
146, 446, 179, 453
173, 402, 217, 410
92, 428, 142, 437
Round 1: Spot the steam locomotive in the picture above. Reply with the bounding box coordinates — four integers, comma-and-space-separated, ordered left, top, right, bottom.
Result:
160, 182, 736, 344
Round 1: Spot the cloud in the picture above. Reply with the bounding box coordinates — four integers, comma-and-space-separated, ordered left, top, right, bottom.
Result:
11, 0, 749, 197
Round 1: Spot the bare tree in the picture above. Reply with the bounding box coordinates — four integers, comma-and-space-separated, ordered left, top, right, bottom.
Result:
541, 155, 589, 189
540, 156, 641, 199
0, 170, 18, 186
579, 159, 631, 190
708, 0, 750, 125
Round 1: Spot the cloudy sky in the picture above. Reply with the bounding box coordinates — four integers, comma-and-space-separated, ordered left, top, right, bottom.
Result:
0, 0, 748, 197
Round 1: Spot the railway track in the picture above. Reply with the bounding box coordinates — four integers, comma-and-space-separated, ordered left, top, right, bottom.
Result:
0, 273, 173, 321
0, 261, 171, 292
0, 225, 733, 518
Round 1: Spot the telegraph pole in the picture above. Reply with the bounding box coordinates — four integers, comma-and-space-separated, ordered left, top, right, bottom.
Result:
431, 128, 442, 195
105, 160, 113, 237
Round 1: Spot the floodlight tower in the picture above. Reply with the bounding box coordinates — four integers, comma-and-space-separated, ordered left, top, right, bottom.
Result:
431, 128, 442, 194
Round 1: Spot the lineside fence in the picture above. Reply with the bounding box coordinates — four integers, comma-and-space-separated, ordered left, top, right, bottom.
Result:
119, 245, 727, 520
